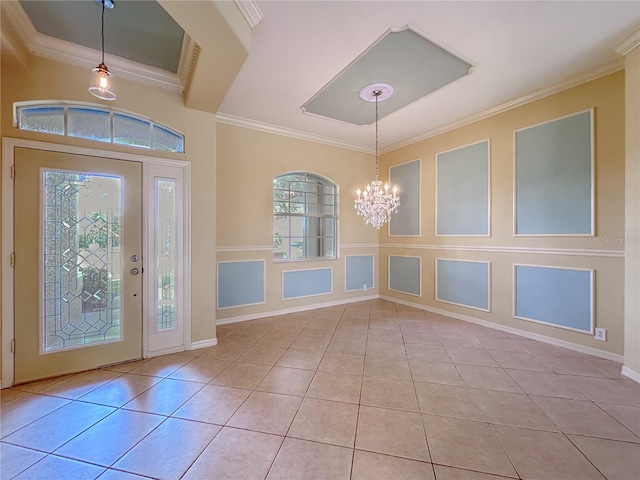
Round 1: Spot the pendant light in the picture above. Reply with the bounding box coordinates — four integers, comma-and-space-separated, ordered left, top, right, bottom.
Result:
89, 0, 116, 101
354, 83, 400, 229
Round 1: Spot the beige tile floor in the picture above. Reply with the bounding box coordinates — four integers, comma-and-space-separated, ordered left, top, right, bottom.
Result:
1, 300, 639, 479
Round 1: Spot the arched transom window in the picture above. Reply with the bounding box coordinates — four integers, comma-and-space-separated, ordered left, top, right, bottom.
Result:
273, 172, 337, 260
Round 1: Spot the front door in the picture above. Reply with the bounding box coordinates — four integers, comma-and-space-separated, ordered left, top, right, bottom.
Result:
14, 147, 143, 383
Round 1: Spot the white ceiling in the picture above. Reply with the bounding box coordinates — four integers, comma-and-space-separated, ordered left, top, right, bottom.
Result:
6, 0, 640, 153
220, 1, 639, 152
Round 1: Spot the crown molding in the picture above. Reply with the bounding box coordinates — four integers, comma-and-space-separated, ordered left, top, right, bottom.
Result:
177, 35, 199, 89
234, 0, 263, 29
220, 58, 624, 156
383, 59, 624, 153
216, 112, 374, 154
1, 0, 184, 93
614, 27, 640, 56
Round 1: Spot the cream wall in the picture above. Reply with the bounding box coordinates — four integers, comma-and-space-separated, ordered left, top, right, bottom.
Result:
215, 123, 379, 321
624, 45, 640, 377
1, 54, 219, 365
380, 72, 626, 357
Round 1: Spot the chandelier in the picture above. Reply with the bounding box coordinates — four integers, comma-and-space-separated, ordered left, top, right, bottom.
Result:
89, 0, 116, 101
354, 84, 400, 229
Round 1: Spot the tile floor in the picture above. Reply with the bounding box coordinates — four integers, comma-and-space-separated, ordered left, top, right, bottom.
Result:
1, 300, 639, 479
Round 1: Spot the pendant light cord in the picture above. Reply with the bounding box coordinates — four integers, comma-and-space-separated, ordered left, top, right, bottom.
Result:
101, 0, 105, 65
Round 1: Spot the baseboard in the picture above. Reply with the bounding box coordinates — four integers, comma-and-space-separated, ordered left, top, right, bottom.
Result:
621, 366, 640, 384
215, 292, 626, 365
216, 294, 379, 325
379, 295, 625, 364
189, 338, 218, 349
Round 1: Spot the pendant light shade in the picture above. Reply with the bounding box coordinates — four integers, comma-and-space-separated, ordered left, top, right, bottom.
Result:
89, 63, 116, 100
89, 0, 116, 101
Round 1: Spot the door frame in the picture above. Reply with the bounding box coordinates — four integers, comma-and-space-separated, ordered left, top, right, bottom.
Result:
2, 137, 192, 388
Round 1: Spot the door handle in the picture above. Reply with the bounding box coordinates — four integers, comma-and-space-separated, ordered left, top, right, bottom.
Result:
131, 267, 140, 275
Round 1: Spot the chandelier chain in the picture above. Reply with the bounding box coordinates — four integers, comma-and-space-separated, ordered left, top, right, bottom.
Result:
375, 90, 379, 181
353, 87, 400, 229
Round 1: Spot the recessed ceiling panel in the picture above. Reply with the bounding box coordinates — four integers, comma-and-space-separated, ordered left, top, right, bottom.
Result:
19, 0, 184, 73
302, 26, 473, 126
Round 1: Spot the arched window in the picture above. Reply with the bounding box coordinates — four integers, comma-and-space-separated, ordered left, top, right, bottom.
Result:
14, 102, 184, 153
273, 172, 337, 260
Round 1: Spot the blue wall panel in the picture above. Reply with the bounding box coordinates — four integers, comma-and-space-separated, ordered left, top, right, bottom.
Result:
389, 160, 420, 236
346, 255, 374, 291
283, 268, 332, 299
389, 255, 421, 296
515, 110, 593, 235
515, 265, 593, 333
218, 260, 265, 309
436, 140, 489, 235
436, 259, 490, 311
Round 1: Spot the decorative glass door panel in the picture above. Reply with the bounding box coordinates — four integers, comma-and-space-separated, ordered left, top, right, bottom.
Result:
146, 165, 185, 355
157, 178, 177, 331
14, 148, 142, 383
43, 171, 123, 351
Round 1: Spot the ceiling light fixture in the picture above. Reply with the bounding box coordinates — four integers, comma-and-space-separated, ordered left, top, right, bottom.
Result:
89, 0, 116, 101
354, 83, 400, 229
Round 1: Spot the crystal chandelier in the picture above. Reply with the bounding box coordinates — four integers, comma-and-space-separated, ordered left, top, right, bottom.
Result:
354, 85, 400, 229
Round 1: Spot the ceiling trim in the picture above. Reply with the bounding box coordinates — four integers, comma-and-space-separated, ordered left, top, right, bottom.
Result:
383, 58, 625, 153
1, 0, 184, 93
218, 58, 623, 155
614, 27, 640, 56
177, 35, 200, 89
216, 113, 374, 154
234, 0, 263, 29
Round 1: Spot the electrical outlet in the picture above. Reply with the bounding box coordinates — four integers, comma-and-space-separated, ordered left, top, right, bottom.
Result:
595, 328, 607, 341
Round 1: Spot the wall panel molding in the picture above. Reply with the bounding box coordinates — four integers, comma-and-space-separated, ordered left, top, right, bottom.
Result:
514, 264, 594, 334
514, 109, 594, 236
217, 260, 266, 309
382, 243, 623, 258
436, 259, 490, 311
388, 255, 421, 296
389, 159, 421, 236
436, 139, 490, 236
282, 268, 333, 300
345, 254, 375, 292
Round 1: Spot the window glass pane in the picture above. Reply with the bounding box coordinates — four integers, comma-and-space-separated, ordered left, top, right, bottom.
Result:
156, 179, 177, 331
68, 107, 110, 142
289, 216, 305, 237
321, 238, 335, 257
153, 125, 184, 153
273, 235, 288, 259
288, 238, 304, 259
273, 171, 337, 260
322, 194, 334, 205
43, 170, 122, 351
323, 218, 335, 236
114, 113, 151, 149
18, 106, 64, 135
306, 203, 319, 215
322, 205, 335, 215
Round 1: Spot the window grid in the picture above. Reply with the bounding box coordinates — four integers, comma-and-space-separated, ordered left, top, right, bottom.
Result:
273, 173, 337, 261
16, 103, 184, 153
